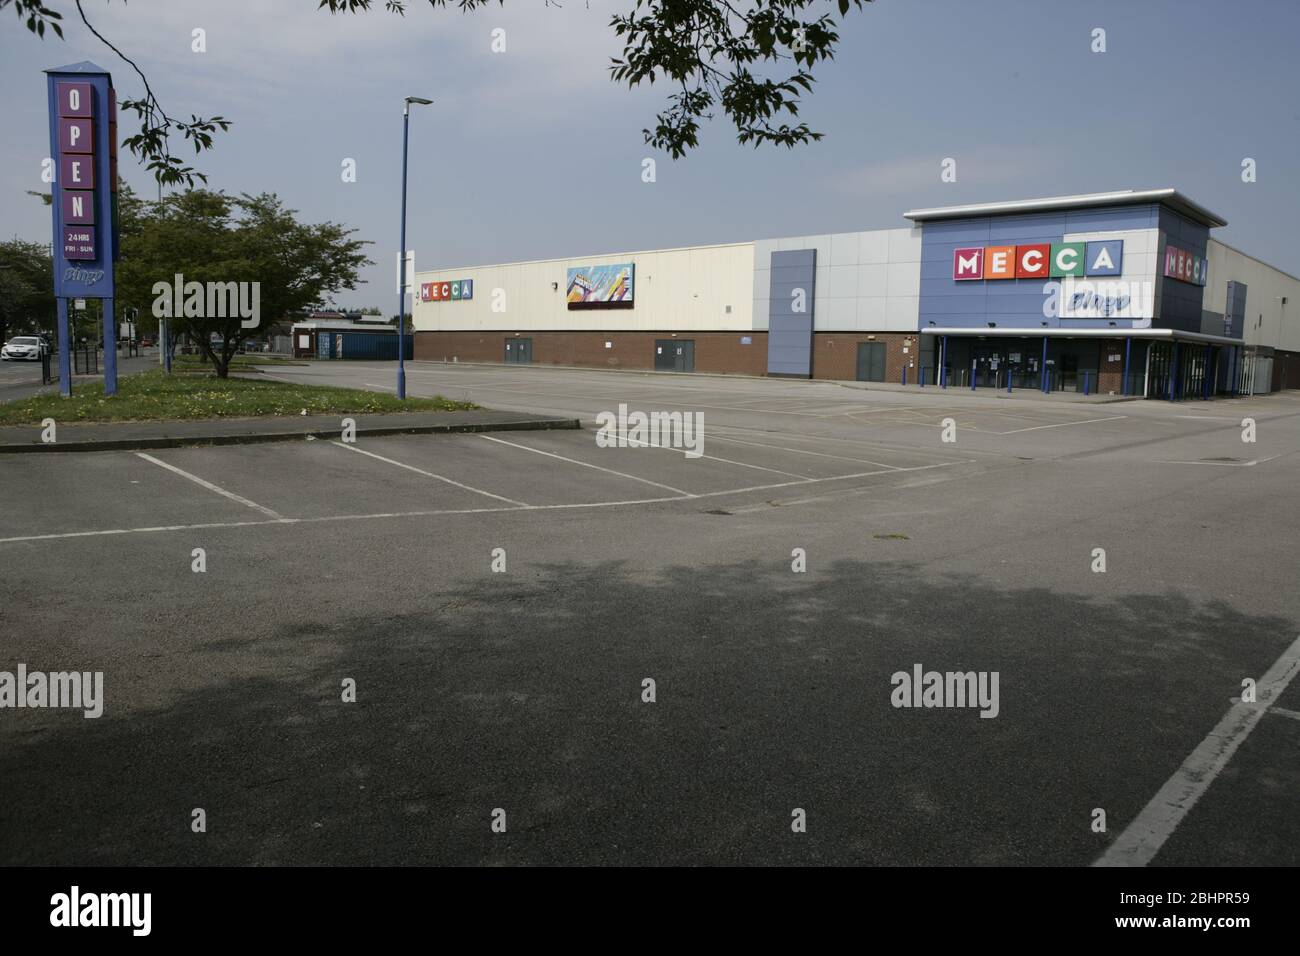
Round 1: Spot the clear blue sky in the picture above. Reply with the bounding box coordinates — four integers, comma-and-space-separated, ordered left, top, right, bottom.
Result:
3, 0, 1298, 309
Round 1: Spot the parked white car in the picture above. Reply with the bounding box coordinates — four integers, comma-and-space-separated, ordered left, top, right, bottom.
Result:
1, 336, 48, 361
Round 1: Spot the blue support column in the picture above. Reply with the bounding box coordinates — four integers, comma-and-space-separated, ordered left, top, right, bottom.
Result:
396, 108, 410, 401
940, 336, 948, 388
56, 297, 72, 397
102, 297, 118, 396
1203, 345, 1211, 400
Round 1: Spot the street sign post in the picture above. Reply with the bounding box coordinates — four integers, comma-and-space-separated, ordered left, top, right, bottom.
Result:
45, 61, 120, 397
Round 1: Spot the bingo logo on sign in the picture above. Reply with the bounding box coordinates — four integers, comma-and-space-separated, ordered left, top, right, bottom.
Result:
420, 278, 474, 302
953, 240, 1123, 281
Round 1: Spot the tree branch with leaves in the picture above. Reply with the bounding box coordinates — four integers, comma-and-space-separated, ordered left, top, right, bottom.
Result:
9, 0, 872, 189
6, 0, 230, 186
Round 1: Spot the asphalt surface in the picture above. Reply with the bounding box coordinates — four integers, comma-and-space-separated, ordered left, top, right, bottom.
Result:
1, 360, 1297, 865
0, 350, 158, 402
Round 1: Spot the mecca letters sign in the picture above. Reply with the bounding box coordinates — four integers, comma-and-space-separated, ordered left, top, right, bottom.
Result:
46, 62, 118, 300
952, 240, 1123, 281
1162, 243, 1208, 286
420, 279, 474, 302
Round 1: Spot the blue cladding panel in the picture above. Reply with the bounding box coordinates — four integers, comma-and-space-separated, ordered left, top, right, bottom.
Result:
766, 249, 816, 376
987, 213, 1064, 243
1156, 208, 1210, 332
1065, 205, 1159, 232
917, 203, 1159, 331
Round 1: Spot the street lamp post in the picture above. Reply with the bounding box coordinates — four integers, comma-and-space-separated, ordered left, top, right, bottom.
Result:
397, 95, 433, 400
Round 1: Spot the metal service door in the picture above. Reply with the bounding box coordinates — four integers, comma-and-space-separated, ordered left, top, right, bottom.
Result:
674, 340, 695, 373
654, 339, 675, 371
856, 342, 886, 382
504, 338, 533, 364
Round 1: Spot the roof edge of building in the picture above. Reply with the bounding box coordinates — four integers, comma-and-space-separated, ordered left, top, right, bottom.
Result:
903, 189, 1228, 229
412, 238, 755, 280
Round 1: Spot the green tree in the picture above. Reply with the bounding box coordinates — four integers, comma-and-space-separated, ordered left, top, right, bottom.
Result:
6, 0, 870, 183
0, 239, 56, 343
115, 189, 371, 378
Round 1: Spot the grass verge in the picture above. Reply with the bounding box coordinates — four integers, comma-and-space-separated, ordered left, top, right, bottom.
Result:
0, 368, 476, 425
171, 354, 306, 369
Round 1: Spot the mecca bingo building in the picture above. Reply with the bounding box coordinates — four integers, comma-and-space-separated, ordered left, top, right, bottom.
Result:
412, 190, 1300, 398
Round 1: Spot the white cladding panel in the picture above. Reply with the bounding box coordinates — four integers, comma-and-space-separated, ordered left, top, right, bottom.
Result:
1205, 240, 1300, 351
1059, 228, 1159, 321
751, 226, 921, 332
413, 242, 754, 332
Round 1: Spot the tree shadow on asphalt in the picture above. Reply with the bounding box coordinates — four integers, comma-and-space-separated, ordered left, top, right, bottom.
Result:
2, 559, 1295, 866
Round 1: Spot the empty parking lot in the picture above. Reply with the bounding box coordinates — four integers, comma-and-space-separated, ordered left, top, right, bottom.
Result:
1, 362, 1297, 866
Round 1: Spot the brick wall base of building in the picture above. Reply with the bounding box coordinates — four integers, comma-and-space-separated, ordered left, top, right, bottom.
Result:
414, 330, 929, 382
414, 331, 770, 376
413, 330, 1180, 392
810, 332, 919, 383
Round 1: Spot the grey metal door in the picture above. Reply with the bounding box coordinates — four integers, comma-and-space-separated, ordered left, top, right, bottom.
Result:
654, 339, 675, 371
674, 340, 695, 372
504, 338, 532, 363
856, 342, 885, 382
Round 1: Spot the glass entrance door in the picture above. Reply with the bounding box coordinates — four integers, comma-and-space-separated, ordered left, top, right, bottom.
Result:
972, 344, 1005, 388
1148, 342, 1173, 399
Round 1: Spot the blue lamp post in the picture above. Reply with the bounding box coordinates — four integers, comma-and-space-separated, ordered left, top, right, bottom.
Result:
397, 95, 433, 400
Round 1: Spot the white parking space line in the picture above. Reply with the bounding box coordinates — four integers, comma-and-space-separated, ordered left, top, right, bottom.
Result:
0, 518, 291, 544
1269, 706, 1300, 722
136, 453, 284, 519
993, 415, 1127, 435
681, 460, 965, 499
477, 434, 697, 496
1094, 634, 1300, 868
0, 458, 972, 545
707, 433, 902, 469
607, 433, 813, 479
1154, 456, 1279, 467
329, 441, 530, 506
705, 422, 981, 462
